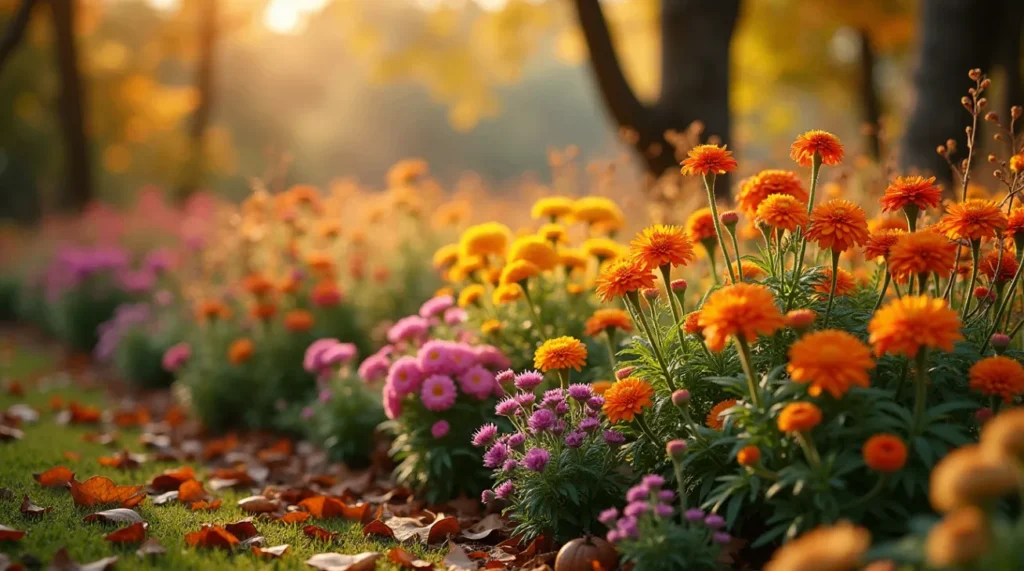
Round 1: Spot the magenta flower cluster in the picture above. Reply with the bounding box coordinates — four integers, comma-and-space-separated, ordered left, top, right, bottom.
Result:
600, 475, 732, 546
304, 338, 358, 377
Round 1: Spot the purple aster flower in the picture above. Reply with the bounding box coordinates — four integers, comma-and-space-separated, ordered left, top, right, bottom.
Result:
444, 307, 468, 325
495, 369, 515, 385
567, 383, 592, 401
529, 408, 556, 433
541, 388, 564, 407
623, 501, 649, 518
554, 401, 569, 416
419, 295, 455, 318
420, 374, 458, 411
704, 514, 726, 530
481, 490, 495, 504
495, 481, 514, 499
144, 248, 175, 273
495, 397, 520, 417
506, 433, 526, 449
657, 490, 675, 502
162, 342, 191, 373
713, 532, 732, 545
578, 417, 600, 433
585, 408, 599, 418
551, 420, 566, 435
483, 443, 509, 468
606, 530, 619, 543
387, 356, 424, 396
586, 396, 605, 411
642, 475, 665, 488
564, 430, 586, 448
598, 508, 619, 526
684, 509, 705, 522
654, 504, 674, 517
502, 459, 518, 471
616, 516, 639, 539
523, 448, 551, 472
387, 315, 430, 344
603, 430, 626, 447
475, 344, 511, 370
516, 393, 536, 406
472, 424, 498, 447
514, 370, 544, 391
457, 365, 497, 400
625, 485, 649, 503
431, 420, 450, 439
418, 340, 457, 375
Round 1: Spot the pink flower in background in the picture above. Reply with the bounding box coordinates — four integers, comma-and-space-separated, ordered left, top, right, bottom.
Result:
421, 374, 457, 411
162, 342, 191, 373
383, 384, 402, 420
387, 356, 424, 396
320, 343, 357, 368
417, 340, 457, 375
358, 348, 392, 382
431, 420, 450, 439
474, 344, 510, 371
387, 315, 430, 344
419, 295, 455, 319
457, 365, 496, 400
443, 307, 467, 325
304, 338, 341, 374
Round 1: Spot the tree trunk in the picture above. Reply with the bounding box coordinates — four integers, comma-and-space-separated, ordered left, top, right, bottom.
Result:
179, 0, 217, 200
857, 28, 881, 160
0, 0, 38, 74
50, 0, 92, 212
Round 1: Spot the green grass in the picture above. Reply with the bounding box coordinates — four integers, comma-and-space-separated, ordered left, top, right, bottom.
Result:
0, 349, 445, 569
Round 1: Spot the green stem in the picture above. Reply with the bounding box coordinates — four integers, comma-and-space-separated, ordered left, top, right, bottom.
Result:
874, 266, 892, 311
795, 431, 821, 467
557, 369, 570, 390
961, 240, 982, 320
626, 292, 676, 391
981, 259, 1024, 353
823, 249, 840, 327
734, 336, 762, 409
702, 174, 737, 284
728, 227, 744, 281
635, 413, 662, 450
660, 264, 686, 336
787, 156, 822, 310
672, 459, 687, 511
911, 349, 929, 436
603, 329, 618, 371
840, 474, 888, 510
776, 229, 785, 277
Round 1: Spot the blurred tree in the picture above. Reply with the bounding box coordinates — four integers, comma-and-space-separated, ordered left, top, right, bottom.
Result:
179, 0, 218, 199
50, 0, 93, 211
0, 0, 35, 71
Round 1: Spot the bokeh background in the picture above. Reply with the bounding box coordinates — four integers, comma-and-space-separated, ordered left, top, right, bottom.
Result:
1, 0, 1021, 220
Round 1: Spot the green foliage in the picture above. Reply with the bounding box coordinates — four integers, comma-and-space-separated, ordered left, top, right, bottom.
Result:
300, 373, 386, 468
49, 276, 132, 351
111, 325, 175, 389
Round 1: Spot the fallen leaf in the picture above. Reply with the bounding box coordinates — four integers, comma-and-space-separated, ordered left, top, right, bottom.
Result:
300, 495, 370, 522
136, 537, 166, 558
50, 395, 65, 411
443, 540, 476, 571
238, 495, 278, 513
461, 514, 508, 541
104, 522, 148, 544
185, 525, 239, 550
19, 495, 52, 517
148, 466, 195, 492
152, 491, 178, 505
83, 508, 144, 524
7, 404, 39, 423
163, 405, 186, 427
223, 519, 260, 540
97, 450, 146, 470
277, 511, 310, 524
388, 547, 435, 569
306, 552, 381, 571
238, 535, 265, 550
303, 525, 339, 542
5, 380, 23, 396
190, 499, 222, 511
202, 434, 238, 460
68, 402, 102, 424
0, 524, 26, 541
252, 544, 289, 558
362, 519, 395, 539
80, 432, 118, 446
257, 438, 293, 463
427, 517, 461, 544
177, 479, 208, 503
63, 451, 81, 462
48, 547, 118, 571
34, 466, 74, 487
113, 406, 150, 428
69, 476, 146, 508
0, 425, 24, 441
388, 515, 462, 544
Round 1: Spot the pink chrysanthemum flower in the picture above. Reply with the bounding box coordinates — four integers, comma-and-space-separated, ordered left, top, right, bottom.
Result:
387, 315, 430, 344
417, 340, 457, 375
419, 294, 455, 318
387, 356, 424, 396
421, 374, 458, 411
458, 365, 497, 400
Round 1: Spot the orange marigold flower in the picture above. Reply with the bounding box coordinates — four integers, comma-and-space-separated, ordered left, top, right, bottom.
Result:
764, 522, 869, 571
228, 338, 255, 365
880, 176, 943, 213
1006, 207, 1024, 238
863, 434, 908, 473
492, 283, 523, 305
584, 309, 633, 337
777, 402, 823, 432
500, 260, 541, 286
249, 302, 277, 320
979, 250, 1019, 284
682, 311, 704, 335
1011, 154, 1024, 173
284, 309, 314, 332
197, 300, 230, 322
686, 207, 718, 243
789, 130, 844, 167
812, 267, 856, 299
869, 215, 910, 233
595, 256, 657, 303
868, 296, 963, 357
785, 309, 817, 329
738, 169, 808, 215
930, 445, 1019, 513
306, 251, 334, 275
755, 194, 809, 232
602, 377, 655, 423
737, 445, 761, 467
591, 380, 613, 395
725, 260, 767, 282
969, 356, 1024, 403
863, 229, 905, 260
926, 506, 991, 568
311, 280, 342, 307
806, 199, 870, 253
787, 330, 874, 398
887, 231, 958, 282
706, 399, 738, 430
698, 283, 785, 352
242, 273, 275, 297
680, 144, 738, 176
534, 336, 588, 372
630, 225, 695, 270
938, 199, 1007, 241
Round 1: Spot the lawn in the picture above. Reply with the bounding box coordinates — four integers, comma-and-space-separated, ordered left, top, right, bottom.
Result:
0, 343, 448, 570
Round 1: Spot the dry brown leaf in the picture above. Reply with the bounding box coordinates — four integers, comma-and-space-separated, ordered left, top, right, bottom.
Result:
48, 546, 118, 570
97, 450, 146, 470
461, 514, 508, 541
303, 525, 339, 542
19, 495, 52, 517
136, 537, 166, 558
223, 519, 260, 540
177, 479, 208, 503
238, 495, 279, 513
190, 499, 222, 511
0, 524, 26, 541
34, 466, 74, 487
80, 432, 118, 446
387, 546, 435, 569
252, 544, 290, 558
185, 525, 240, 550
387, 515, 462, 544
443, 540, 476, 571
305, 552, 381, 571
104, 522, 148, 544
257, 438, 293, 463
362, 519, 396, 540
277, 511, 311, 524
148, 466, 195, 492
0, 425, 24, 441
69, 476, 146, 508
299, 496, 371, 522
83, 508, 143, 524
50, 395, 65, 411
202, 433, 238, 460
68, 402, 102, 424
63, 451, 81, 462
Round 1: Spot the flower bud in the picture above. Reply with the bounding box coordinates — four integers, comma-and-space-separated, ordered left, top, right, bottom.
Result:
969, 68, 982, 81
990, 333, 1011, 355
1013, 106, 1022, 119
671, 389, 691, 407
615, 366, 634, 380
985, 112, 999, 123
974, 286, 994, 301
785, 309, 816, 332
642, 287, 660, 299
666, 439, 688, 460
670, 279, 687, 292
737, 445, 761, 467
975, 407, 993, 423
720, 211, 739, 228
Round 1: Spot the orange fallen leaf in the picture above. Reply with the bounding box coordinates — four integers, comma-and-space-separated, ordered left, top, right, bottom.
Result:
20, 495, 52, 517
302, 525, 339, 542
163, 405, 186, 427
113, 406, 150, 428
277, 512, 310, 524
6, 380, 23, 396
202, 434, 238, 460
299, 495, 371, 522
223, 520, 260, 540
185, 525, 239, 550
0, 524, 25, 541
426, 516, 460, 544
238, 495, 279, 513
190, 499, 222, 511
105, 521, 148, 544
69, 401, 102, 424
50, 395, 66, 411
252, 544, 290, 558
387, 547, 435, 569
177, 479, 208, 503
362, 519, 395, 539
81, 431, 119, 446
63, 451, 81, 462
98, 449, 145, 470
69, 476, 146, 508
306, 552, 381, 571
34, 466, 74, 487
257, 438, 293, 463
148, 466, 195, 492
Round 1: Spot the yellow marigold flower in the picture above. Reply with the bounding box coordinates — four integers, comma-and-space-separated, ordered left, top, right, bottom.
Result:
492, 283, 523, 305
706, 399, 737, 430
738, 169, 808, 216
969, 356, 1024, 403
432, 244, 460, 269
386, 158, 428, 188
981, 408, 1024, 461
592, 215, 625, 236
979, 250, 1019, 284
459, 222, 512, 258
458, 284, 485, 307
727, 260, 767, 282
806, 199, 870, 253
434, 286, 454, 298
787, 330, 874, 398
686, 207, 717, 243
756, 194, 809, 232
558, 248, 589, 270
886, 230, 957, 283
880, 175, 943, 213
595, 257, 657, 303
737, 445, 761, 467
789, 130, 844, 167
566, 283, 585, 295
531, 196, 575, 220
937, 199, 1007, 241
1006, 207, 1024, 238
584, 308, 632, 337
602, 378, 655, 423
778, 402, 823, 432
862, 434, 907, 473
283, 309, 314, 332
591, 380, 613, 395
572, 196, 623, 226
481, 319, 502, 335
930, 445, 1019, 513
509, 235, 559, 271
317, 220, 342, 239
868, 296, 963, 357
863, 229, 905, 260
926, 506, 990, 568
431, 200, 470, 228
630, 224, 694, 270
538, 224, 567, 244
228, 338, 255, 365
680, 144, 738, 176
582, 237, 624, 261
1010, 153, 1024, 173
697, 283, 785, 352
534, 336, 588, 372
764, 522, 869, 571
500, 260, 541, 286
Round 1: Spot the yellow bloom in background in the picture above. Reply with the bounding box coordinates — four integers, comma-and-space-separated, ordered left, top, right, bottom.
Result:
531, 196, 575, 220
582, 237, 624, 261
981, 408, 1024, 461
868, 296, 963, 357
787, 330, 874, 397
457, 284, 485, 307
572, 196, 623, 226
764, 522, 869, 571
566, 283, 585, 295
432, 244, 460, 269
630, 224, 694, 270
698, 283, 785, 352
534, 336, 588, 372
538, 223, 567, 244
459, 222, 511, 258
558, 248, 589, 271
584, 308, 632, 337
925, 506, 990, 568
508, 235, 559, 271
500, 260, 541, 286
929, 445, 1018, 513
481, 319, 503, 335
492, 283, 523, 305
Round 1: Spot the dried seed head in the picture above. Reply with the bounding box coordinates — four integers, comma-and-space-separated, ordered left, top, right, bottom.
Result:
978, 98, 988, 108
962, 96, 972, 109
985, 112, 999, 122
980, 78, 991, 90
937, 145, 946, 155
947, 139, 958, 152
994, 169, 1004, 178
995, 133, 1006, 142
969, 68, 982, 81
988, 154, 998, 163
1012, 106, 1022, 119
